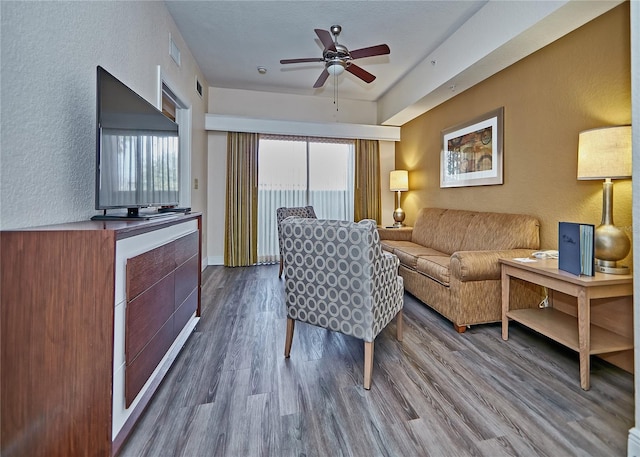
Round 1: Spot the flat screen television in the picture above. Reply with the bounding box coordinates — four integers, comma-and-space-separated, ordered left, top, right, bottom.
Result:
92, 66, 181, 220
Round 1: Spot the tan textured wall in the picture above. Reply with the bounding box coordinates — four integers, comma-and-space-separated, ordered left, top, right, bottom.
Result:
397, 3, 632, 267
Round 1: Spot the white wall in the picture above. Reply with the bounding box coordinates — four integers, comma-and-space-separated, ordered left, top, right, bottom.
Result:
0, 2, 208, 233
209, 87, 378, 125
207, 131, 227, 265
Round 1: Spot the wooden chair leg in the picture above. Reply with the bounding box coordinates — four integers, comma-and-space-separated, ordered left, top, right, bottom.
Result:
278, 258, 284, 278
284, 318, 295, 358
363, 341, 374, 390
396, 309, 404, 342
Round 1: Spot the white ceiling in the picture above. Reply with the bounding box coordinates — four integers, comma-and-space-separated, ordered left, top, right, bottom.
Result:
165, 0, 623, 125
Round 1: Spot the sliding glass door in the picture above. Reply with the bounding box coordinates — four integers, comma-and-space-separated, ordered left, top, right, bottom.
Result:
257, 136, 354, 263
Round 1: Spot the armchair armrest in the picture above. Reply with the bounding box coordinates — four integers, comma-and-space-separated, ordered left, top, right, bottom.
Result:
450, 249, 537, 281
373, 251, 404, 311
374, 251, 400, 288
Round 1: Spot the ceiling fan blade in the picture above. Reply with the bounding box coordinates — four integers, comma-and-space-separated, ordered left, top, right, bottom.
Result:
313, 69, 329, 88
346, 64, 376, 83
315, 28, 336, 52
280, 58, 324, 64
350, 44, 390, 60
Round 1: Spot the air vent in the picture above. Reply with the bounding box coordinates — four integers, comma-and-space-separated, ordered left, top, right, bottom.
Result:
169, 34, 181, 67
195, 77, 203, 98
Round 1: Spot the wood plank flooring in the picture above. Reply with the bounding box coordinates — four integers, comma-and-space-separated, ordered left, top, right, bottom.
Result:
118, 264, 633, 457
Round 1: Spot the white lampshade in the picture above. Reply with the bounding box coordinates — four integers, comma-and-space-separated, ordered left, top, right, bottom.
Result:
577, 125, 632, 180
576, 124, 632, 274
327, 61, 345, 76
390, 170, 409, 191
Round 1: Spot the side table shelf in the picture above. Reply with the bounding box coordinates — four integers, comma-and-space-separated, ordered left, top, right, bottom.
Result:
506, 308, 633, 355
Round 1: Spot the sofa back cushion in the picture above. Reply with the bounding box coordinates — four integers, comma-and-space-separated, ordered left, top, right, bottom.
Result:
411, 208, 540, 254
411, 208, 473, 254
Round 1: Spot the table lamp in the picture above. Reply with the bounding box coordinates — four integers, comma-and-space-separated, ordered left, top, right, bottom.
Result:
577, 125, 632, 274
390, 170, 409, 227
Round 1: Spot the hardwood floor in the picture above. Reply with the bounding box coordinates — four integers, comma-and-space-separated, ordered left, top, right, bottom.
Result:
119, 264, 633, 457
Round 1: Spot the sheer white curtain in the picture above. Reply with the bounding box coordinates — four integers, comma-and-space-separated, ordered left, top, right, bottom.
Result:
100, 130, 179, 207
308, 141, 355, 220
100, 131, 137, 206
257, 136, 354, 263
140, 133, 179, 205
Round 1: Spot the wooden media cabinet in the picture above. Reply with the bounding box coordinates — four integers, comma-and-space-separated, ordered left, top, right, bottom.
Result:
1, 213, 202, 457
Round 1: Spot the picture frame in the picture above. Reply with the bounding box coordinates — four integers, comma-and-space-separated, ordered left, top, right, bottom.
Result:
440, 107, 504, 188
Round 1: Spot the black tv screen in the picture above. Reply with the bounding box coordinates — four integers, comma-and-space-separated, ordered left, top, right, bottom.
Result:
94, 66, 179, 217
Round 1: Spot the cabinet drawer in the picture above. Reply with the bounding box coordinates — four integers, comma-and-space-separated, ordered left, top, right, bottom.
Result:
126, 242, 175, 301
175, 255, 199, 308
125, 272, 175, 364
125, 315, 174, 407
174, 289, 198, 339
175, 231, 199, 266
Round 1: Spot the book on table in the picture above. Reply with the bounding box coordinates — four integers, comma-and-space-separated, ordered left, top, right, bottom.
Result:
558, 222, 595, 276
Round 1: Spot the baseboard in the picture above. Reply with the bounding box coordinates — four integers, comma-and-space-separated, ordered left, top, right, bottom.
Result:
206, 255, 224, 266
628, 427, 640, 457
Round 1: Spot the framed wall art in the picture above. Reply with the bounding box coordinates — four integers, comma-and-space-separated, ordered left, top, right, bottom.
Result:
440, 107, 504, 188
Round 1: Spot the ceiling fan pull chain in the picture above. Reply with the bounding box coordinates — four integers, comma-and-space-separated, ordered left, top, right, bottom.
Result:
334, 73, 339, 112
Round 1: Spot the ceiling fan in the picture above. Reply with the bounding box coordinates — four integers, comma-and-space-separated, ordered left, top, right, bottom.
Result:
280, 25, 390, 88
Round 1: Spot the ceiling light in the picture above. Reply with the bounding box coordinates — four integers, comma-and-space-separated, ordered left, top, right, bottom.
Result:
257, 66, 267, 74
327, 61, 345, 76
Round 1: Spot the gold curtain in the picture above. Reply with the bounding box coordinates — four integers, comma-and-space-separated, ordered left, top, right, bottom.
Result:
354, 139, 381, 224
224, 132, 259, 266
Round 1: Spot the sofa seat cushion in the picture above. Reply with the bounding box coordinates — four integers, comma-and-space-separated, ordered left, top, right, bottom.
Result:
393, 245, 446, 270
380, 240, 415, 254
416, 256, 451, 286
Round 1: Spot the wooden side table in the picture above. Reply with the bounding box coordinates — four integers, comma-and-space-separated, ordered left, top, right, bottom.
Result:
377, 226, 413, 239
377, 225, 413, 231
500, 257, 633, 390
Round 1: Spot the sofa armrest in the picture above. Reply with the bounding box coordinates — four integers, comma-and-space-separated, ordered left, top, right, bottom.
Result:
377, 227, 413, 242
450, 249, 537, 281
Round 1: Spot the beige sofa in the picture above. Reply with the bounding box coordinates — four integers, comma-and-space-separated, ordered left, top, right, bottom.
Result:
378, 208, 542, 332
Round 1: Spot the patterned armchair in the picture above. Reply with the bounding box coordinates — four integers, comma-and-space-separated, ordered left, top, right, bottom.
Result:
280, 218, 404, 390
276, 206, 317, 278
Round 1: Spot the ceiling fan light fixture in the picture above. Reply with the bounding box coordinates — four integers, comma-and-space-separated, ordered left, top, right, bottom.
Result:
327, 60, 346, 76
280, 26, 389, 88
